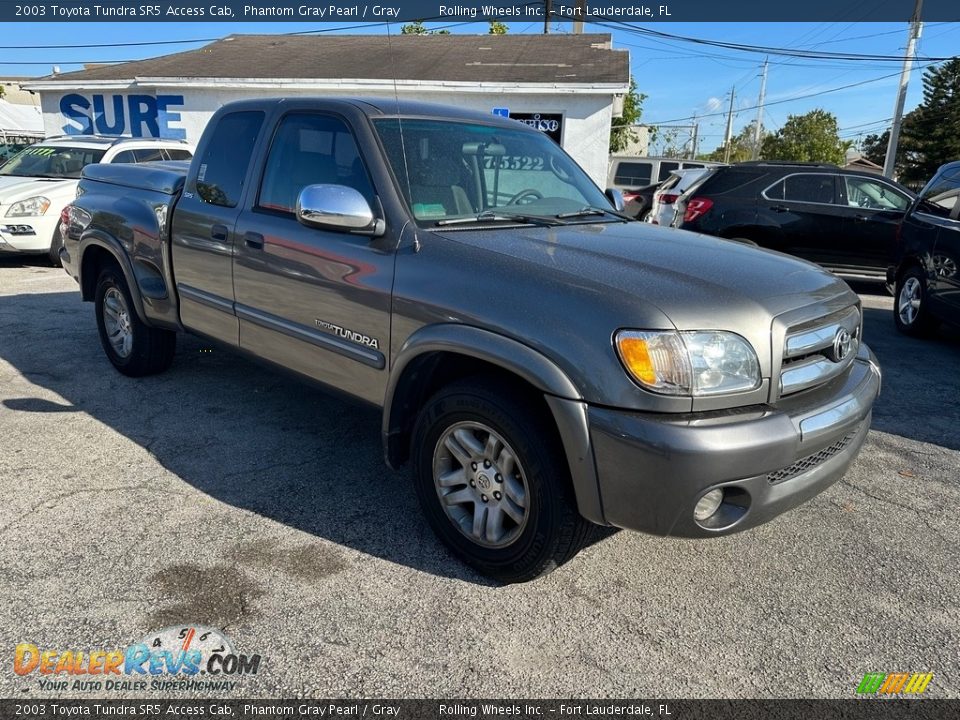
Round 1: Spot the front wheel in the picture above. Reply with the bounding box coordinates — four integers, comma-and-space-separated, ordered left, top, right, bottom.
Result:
94, 266, 176, 376
411, 377, 592, 583
894, 267, 938, 337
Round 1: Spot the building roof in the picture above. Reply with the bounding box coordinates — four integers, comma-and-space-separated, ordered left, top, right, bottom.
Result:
28, 33, 629, 88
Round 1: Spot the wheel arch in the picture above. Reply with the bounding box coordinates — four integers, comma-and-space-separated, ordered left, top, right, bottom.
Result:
79, 232, 149, 325
383, 325, 605, 525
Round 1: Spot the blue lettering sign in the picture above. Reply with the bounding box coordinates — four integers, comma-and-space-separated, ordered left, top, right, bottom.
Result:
92, 94, 124, 134
59, 94, 93, 134
59, 93, 186, 139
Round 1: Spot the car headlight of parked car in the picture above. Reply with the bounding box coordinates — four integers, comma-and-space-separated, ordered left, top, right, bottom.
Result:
616, 330, 761, 396
6, 196, 51, 217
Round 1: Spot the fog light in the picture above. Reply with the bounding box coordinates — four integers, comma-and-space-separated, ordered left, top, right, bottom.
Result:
694, 489, 724, 521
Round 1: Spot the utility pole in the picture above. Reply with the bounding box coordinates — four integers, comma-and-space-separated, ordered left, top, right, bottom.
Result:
723, 87, 736, 164
690, 115, 699, 159
883, 0, 923, 179
752, 58, 768, 160
572, 0, 586, 33
543, 0, 552, 33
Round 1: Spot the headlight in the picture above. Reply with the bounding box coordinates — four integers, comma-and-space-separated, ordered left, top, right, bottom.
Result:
616, 330, 761, 396
6, 196, 51, 217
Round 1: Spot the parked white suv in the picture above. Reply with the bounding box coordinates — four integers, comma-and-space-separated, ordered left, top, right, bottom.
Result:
0, 136, 193, 265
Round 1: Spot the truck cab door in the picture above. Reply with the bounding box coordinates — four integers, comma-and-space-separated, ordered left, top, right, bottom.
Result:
171, 110, 266, 346
232, 111, 395, 405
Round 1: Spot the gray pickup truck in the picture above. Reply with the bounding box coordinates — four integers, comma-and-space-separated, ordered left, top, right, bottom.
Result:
61, 98, 881, 582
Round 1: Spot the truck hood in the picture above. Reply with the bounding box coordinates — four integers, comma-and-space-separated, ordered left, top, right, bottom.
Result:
434, 220, 857, 369
0, 176, 78, 202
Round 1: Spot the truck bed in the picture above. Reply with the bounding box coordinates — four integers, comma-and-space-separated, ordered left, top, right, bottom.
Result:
81, 161, 189, 196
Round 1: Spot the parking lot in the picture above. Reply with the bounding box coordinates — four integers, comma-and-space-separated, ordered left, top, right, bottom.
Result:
1, 258, 958, 698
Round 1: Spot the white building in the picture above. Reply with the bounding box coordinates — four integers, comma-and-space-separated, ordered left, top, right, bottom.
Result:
24, 33, 630, 186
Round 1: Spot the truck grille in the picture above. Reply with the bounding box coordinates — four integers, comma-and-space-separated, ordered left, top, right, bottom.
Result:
779, 306, 861, 397
767, 425, 860, 484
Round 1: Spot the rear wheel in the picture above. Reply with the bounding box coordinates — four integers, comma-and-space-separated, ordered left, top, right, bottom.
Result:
411, 377, 592, 583
894, 266, 938, 337
94, 266, 176, 376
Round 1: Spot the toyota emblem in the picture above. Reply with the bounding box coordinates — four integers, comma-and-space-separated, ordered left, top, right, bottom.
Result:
831, 328, 853, 362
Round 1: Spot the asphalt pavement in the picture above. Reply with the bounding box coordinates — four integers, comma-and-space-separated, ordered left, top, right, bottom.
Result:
0, 259, 958, 698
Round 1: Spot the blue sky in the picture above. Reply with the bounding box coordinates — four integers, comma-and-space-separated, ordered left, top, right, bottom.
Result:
5, 21, 959, 153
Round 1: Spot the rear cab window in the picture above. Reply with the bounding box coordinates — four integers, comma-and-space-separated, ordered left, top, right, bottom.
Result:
194, 111, 265, 208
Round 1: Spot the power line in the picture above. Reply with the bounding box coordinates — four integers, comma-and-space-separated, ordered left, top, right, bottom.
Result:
593, 20, 959, 62
640, 64, 935, 126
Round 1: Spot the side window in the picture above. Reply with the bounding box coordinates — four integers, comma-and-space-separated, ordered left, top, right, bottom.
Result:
195, 111, 264, 208
257, 113, 374, 215
768, 174, 836, 204
658, 162, 680, 181
916, 170, 960, 219
844, 177, 910, 211
165, 149, 193, 161
134, 148, 165, 163
111, 150, 137, 164
613, 161, 652, 187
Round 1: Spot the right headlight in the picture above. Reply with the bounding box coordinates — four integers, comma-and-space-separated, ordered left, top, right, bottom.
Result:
615, 330, 761, 397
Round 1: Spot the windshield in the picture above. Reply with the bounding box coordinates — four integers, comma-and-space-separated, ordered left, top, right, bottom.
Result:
0, 145, 106, 179
373, 118, 611, 224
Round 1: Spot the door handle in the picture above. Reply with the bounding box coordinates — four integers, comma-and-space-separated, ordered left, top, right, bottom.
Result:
211, 224, 228, 241
770, 204, 789, 213
244, 232, 265, 250
853, 214, 868, 222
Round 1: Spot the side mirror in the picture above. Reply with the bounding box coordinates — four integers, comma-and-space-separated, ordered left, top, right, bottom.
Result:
296, 184, 385, 236
605, 188, 625, 212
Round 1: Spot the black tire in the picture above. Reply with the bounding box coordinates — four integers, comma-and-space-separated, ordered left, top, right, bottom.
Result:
894, 266, 938, 337
411, 376, 592, 583
47, 222, 64, 267
94, 266, 176, 376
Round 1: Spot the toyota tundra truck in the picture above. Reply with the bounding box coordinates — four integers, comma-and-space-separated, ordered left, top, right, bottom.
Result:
60, 98, 881, 582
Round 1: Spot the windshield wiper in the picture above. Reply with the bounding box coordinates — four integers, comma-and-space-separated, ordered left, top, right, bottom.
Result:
436, 210, 564, 227
555, 206, 633, 222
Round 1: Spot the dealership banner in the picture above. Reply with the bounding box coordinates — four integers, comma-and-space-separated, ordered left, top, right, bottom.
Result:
5, 0, 960, 22
1, 700, 959, 718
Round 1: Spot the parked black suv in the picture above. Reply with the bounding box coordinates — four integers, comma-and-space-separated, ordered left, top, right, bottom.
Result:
889, 160, 960, 337
674, 162, 915, 286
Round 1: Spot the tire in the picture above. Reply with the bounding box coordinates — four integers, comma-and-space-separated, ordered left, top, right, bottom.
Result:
894, 266, 938, 337
47, 222, 64, 267
411, 376, 593, 583
94, 266, 176, 376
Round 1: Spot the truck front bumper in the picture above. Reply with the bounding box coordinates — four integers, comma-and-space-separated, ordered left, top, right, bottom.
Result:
588, 343, 881, 537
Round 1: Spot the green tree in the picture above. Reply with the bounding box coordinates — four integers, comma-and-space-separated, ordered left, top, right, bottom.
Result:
400, 21, 450, 34
898, 58, 960, 186
488, 21, 508, 34
760, 109, 849, 164
609, 76, 647, 153
708, 121, 768, 163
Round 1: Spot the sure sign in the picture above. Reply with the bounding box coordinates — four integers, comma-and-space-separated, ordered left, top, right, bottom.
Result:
59, 93, 187, 139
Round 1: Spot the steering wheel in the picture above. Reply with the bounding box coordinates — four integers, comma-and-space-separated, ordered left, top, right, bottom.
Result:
506, 189, 544, 205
